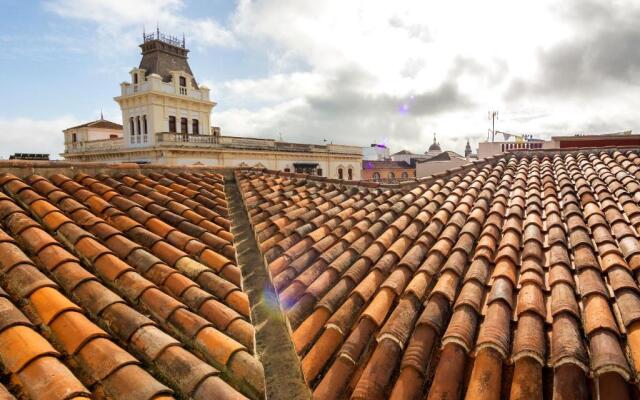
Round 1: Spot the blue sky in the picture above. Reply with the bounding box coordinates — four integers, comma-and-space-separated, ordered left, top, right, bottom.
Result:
1, 0, 640, 159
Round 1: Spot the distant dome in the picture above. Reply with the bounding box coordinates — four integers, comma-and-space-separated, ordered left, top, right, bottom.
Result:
425, 133, 442, 154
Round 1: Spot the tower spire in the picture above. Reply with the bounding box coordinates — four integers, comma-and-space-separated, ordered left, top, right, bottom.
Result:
100, 108, 104, 120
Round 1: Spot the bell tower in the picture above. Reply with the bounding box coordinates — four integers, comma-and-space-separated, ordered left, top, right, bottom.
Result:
114, 29, 215, 148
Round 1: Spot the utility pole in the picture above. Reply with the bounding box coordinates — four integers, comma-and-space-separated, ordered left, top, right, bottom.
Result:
488, 110, 498, 142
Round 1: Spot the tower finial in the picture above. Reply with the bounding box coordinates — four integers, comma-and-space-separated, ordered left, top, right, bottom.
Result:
100, 108, 104, 120
182, 32, 185, 48
157, 23, 160, 39
433, 132, 437, 144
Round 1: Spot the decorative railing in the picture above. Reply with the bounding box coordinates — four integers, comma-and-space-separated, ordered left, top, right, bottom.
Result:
64, 138, 124, 153
156, 132, 362, 154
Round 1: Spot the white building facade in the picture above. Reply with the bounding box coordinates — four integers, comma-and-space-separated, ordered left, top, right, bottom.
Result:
62, 31, 362, 180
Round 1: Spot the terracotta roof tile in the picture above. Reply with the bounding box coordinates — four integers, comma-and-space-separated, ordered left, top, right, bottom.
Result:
5, 149, 640, 397
0, 170, 260, 399
231, 149, 640, 397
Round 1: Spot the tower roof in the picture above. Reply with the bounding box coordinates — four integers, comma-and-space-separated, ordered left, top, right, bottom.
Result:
138, 29, 198, 88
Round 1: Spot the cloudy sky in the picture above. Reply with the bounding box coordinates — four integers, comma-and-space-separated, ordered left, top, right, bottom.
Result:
1, 0, 639, 158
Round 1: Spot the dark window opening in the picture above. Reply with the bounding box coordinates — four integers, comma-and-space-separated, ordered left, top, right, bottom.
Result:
129, 117, 135, 135
110, 134, 118, 139
317, 168, 323, 176
284, 168, 290, 172
192, 119, 199, 135
348, 169, 353, 180
71, 133, 77, 143
169, 116, 176, 132
180, 117, 188, 134
136, 116, 141, 135
133, 73, 139, 84
179, 76, 187, 87
143, 115, 148, 135
338, 168, 343, 180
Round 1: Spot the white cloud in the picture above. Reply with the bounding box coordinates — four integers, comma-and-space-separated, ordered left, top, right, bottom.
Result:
44, 0, 235, 51
0, 116, 79, 159
207, 0, 640, 154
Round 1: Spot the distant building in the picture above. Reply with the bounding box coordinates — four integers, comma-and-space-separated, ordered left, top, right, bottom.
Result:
363, 144, 390, 161
416, 151, 468, 177
390, 133, 446, 167
465, 139, 473, 158
61, 30, 361, 179
362, 160, 415, 182
9, 153, 49, 161
63, 117, 123, 153
477, 130, 640, 159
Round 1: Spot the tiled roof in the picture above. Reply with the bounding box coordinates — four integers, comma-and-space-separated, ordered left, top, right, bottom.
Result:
0, 170, 263, 399
236, 148, 640, 399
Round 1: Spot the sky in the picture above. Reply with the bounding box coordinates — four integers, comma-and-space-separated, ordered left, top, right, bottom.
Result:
1, 0, 640, 159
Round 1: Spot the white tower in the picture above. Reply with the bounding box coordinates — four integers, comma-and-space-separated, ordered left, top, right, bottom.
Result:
114, 30, 215, 148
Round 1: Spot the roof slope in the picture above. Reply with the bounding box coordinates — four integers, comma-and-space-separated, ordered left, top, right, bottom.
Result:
0, 170, 264, 399
237, 149, 640, 399
64, 119, 123, 131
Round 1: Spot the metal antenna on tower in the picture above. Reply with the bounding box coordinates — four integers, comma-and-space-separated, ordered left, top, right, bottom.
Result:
488, 110, 499, 142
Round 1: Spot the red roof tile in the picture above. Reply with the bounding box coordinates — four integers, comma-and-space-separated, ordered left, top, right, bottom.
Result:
235, 148, 640, 399
0, 170, 260, 399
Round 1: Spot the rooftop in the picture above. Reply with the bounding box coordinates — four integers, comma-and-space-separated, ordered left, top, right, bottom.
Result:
2, 146, 640, 399
64, 118, 123, 132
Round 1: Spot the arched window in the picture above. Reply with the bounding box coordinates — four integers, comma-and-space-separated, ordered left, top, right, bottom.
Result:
348, 168, 353, 180
192, 119, 199, 135
401, 171, 408, 178
338, 168, 344, 180
143, 115, 148, 135
133, 73, 138, 84
129, 117, 135, 135
168, 116, 176, 132
388, 172, 395, 179
71, 133, 77, 143
373, 172, 380, 181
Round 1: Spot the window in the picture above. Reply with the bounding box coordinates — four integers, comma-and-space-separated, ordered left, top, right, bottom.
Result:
338, 168, 343, 180
284, 168, 290, 172
373, 172, 380, 181
179, 76, 187, 87
388, 172, 395, 179
143, 115, 148, 135
129, 117, 135, 135
110, 134, 118, 139
401, 171, 408, 178
180, 118, 188, 134
136, 116, 141, 136
348, 168, 353, 180
192, 119, 199, 135
133, 73, 138, 84
317, 168, 323, 176
71, 133, 77, 143
169, 116, 176, 132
